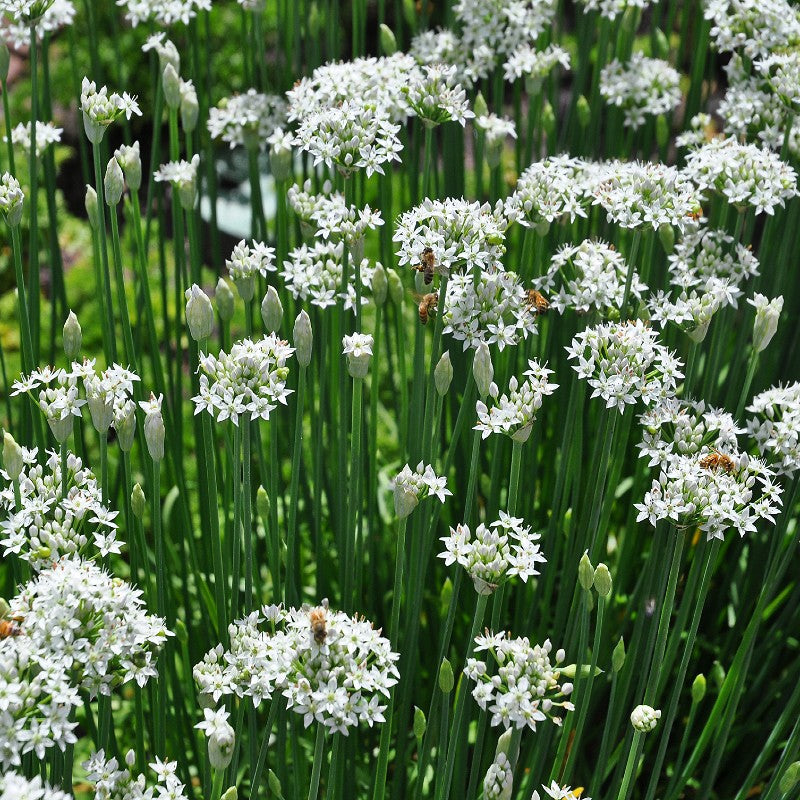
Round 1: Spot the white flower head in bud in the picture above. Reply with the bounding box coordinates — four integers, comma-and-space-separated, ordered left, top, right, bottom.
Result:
80, 77, 141, 144
208, 90, 288, 152
630, 704, 661, 733
120, 0, 211, 27
261, 286, 283, 333
226, 239, 276, 303
196, 707, 236, 770
391, 462, 451, 519
63, 310, 82, 359
483, 752, 513, 800
154, 154, 200, 211
114, 141, 142, 192
104, 155, 125, 206
162, 62, 182, 109
748, 293, 783, 353
342, 332, 374, 379
0, 172, 24, 227
139, 393, 166, 461
180, 79, 199, 133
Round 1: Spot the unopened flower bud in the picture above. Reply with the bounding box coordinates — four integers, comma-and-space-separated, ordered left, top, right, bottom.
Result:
269, 131, 293, 182
261, 286, 283, 333
63, 310, 82, 359
293, 310, 313, 367
578, 551, 594, 591
131, 483, 146, 519
658, 222, 675, 254
208, 724, 235, 771
379, 23, 397, 55
116, 401, 137, 452
439, 658, 454, 694
220, 788, 237, 800
180, 82, 199, 133
140, 394, 165, 462
612, 637, 626, 673
710, 660, 725, 691
594, 563, 612, 597
691, 673, 706, 704
257, 485, 270, 518
268, 770, 282, 797
115, 141, 142, 192
542, 101, 556, 142
413, 706, 426, 740
577, 95, 591, 128
473, 342, 493, 398
214, 278, 234, 323
372, 263, 388, 307
434, 351, 453, 396
473, 92, 489, 120
387, 268, 403, 306
155, 38, 180, 72
0, 173, 23, 227
343, 333, 373, 379
750, 293, 783, 353
495, 729, 513, 757
630, 704, 660, 733
162, 63, 182, 110
85, 185, 100, 230
2, 431, 23, 480
104, 156, 125, 206
779, 762, 800, 795
185, 284, 215, 342
394, 486, 418, 520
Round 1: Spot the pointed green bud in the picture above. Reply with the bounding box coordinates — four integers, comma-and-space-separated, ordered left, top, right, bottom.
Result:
154, 38, 180, 72
268, 769, 282, 797
372, 263, 388, 307
473, 91, 489, 120
387, 268, 403, 306
63, 310, 82, 360
473, 342, 493, 398
654, 28, 670, 59
413, 706, 427, 740
85, 185, 100, 230
691, 673, 706, 704
185, 284, 215, 342
435, 351, 453, 397
779, 762, 800, 795
439, 576, 453, 619
104, 156, 125, 206
439, 659, 454, 694
261, 286, 283, 333
630, 704, 661, 733
379, 23, 397, 55
162, 63, 182, 110
131, 483, 146, 519
612, 637, 626, 673
542, 101, 556, 142
658, 222, 675, 254
710, 660, 725, 691
221, 789, 238, 800
560, 663, 604, 679
216, 277, 235, 322
495, 729, 513, 757
2, 431, 23, 480
578, 551, 594, 591
593, 563, 612, 598
656, 114, 670, 149
257, 485, 270, 519
402, 0, 416, 27
577, 95, 591, 128
181, 81, 199, 133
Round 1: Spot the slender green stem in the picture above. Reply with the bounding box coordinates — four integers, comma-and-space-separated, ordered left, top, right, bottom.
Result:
307, 725, 326, 800
287, 367, 306, 605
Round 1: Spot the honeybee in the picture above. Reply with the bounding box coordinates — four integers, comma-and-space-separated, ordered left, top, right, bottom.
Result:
415, 292, 439, 325
309, 599, 329, 644
699, 451, 735, 474
412, 247, 436, 285
0, 618, 23, 639
525, 289, 550, 315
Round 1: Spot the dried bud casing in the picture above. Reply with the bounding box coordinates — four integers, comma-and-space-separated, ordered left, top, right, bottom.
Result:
293, 310, 313, 367
261, 286, 283, 333
63, 310, 82, 360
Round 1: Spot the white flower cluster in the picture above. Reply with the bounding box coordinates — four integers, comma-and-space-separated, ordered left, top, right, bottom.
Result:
474, 359, 558, 441
535, 782, 592, 800
342, 332, 374, 378
591, 161, 702, 231
476, 113, 517, 144
637, 398, 741, 468
439, 511, 547, 594
577, 0, 651, 20
748, 383, 800, 475
758, 51, 800, 110
504, 43, 570, 85
0, 449, 120, 566
676, 113, 715, 150
80, 78, 141, 143
293, 100, 402, 178
117, 0, 210, 27
84, 749, 189, 800
600, 53, 682, 129
391, 462, 451, 519
193, 335, 294, 425
0, 773, 70, 800
153, 154, 199, 210
0, 171, 24, 224
225, 238, 276, 301
539, 240, 646, 316
1, 0, 73, 48
287, 184, 383, 245
281, 241, 377, 312
647, 285, 727, 342
442, 270, 539, 351
4, 121, 63, 152
567, 320, 683, 412
635, 448, 782, 539
630, 704, 661, 732
194, 604, 399, 735
394, 197, 508, 277
483, 752, 514, 800
684, 137, 798, 216
287, 54, 422, 122
465, 633, 574, 730
403, 64, 475, 127
704, 0, 800, 59
9, 557, 172, 695
410, 29, 461, 68
207, 89, 288, 151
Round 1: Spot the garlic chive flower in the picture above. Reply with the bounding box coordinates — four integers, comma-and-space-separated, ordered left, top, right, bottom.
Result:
439, 512, 547, 595
80, 78, 141, 144
193, 604, 400, 735
10, 556, 172, 695
567, 320, 683, 412
483, 752, 514, 800
591, 161, 702, 232
0, 448, 120, 566
409, 29, 461, 69
535, 782, 592, 800
576, 0, 651, 20
117, 0, 211, 27
630, 704, 661, 733
647, 285, 727, 342
0, 0, 73, 48
4, 121, 62, 152
141, 32, 179, 70
476, 113, 517, 168
704, 0, 800, 59
635, 448, 782, 540
394, 197, 508, 277
475, 360, 558, 441
757, 51, 800, 111
281, 241, 378, 312
0, 0, 54, 24
0, 172, 24, 227
196, 708, 236, 771
600, 54, 681, 129
391, 462, 451, 519
193, 335, 294, 425
748, 383, 800, 475
443, 270, 538, 351
675, 113, 716, 151
293, 100, 402, 178
12, 366, 84, 443
403, 63, 474, 127
684, 137, 798, 216
84, 750, 190, 800
504, 43, 571, 88
139, 393, 165, 462
225, 239, 277, 302
207, 89, 288, 151
540, 240, 646, 316
0, 773, 71, 800
342, 332, 374, 379
153, 154, 199, 211
465, 633, 574, 731
748, 293, 783, 353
